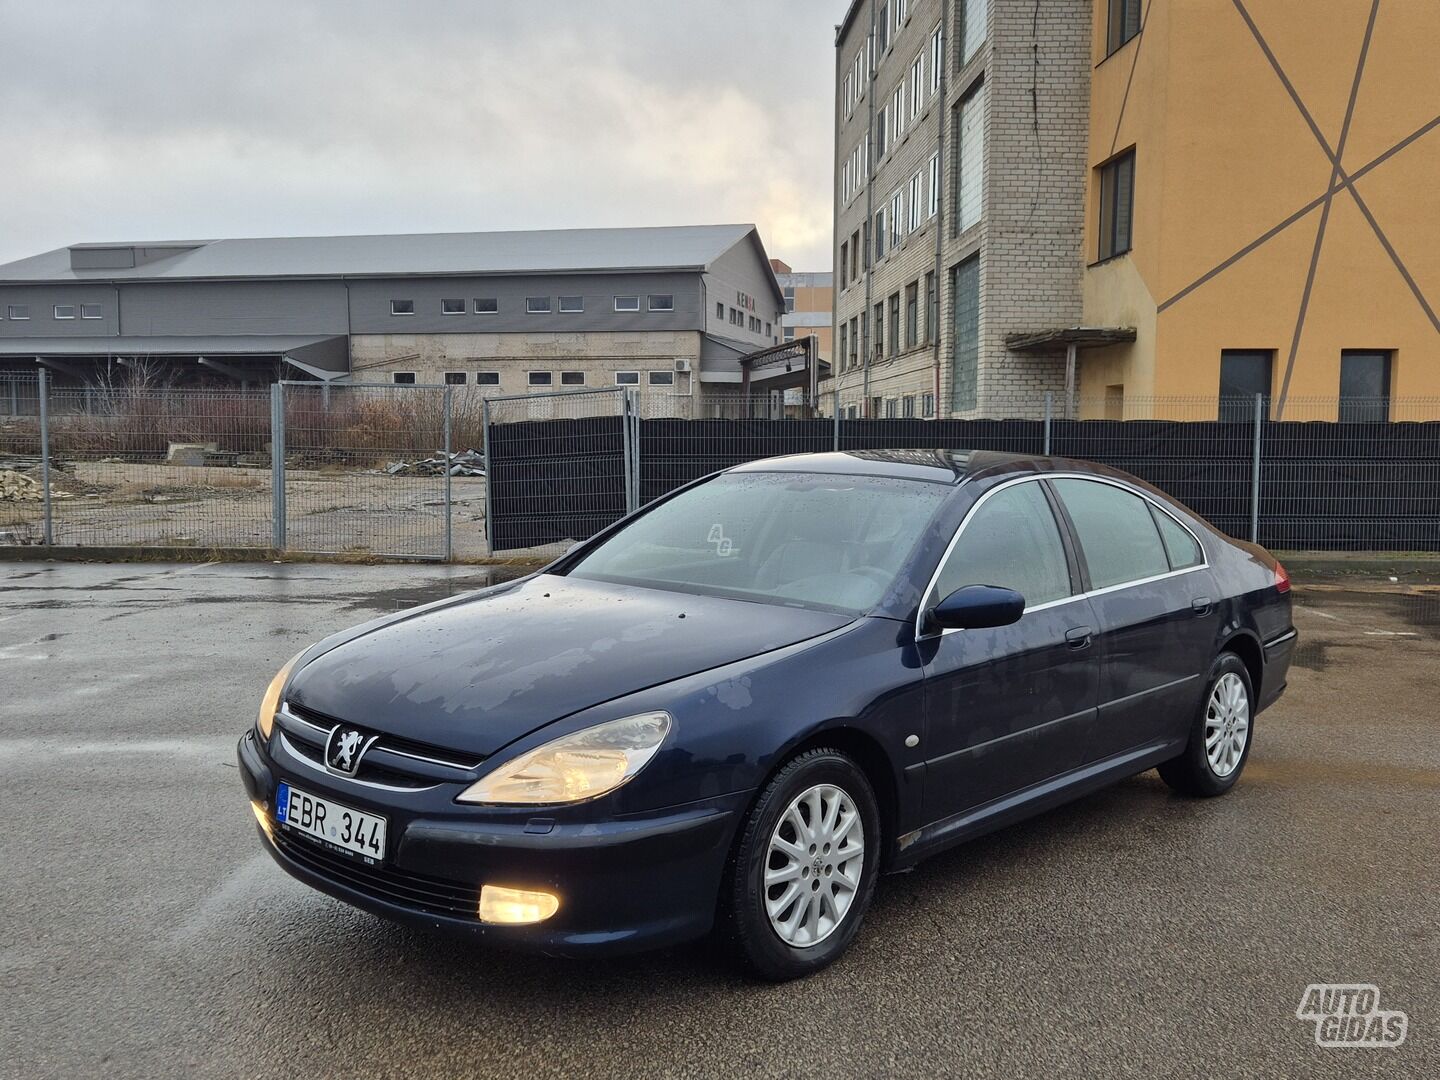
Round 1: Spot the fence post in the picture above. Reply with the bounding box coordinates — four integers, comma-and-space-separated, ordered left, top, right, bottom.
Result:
1250, 391, 1263, 544
481, 397, 493, 557
270, 382, 286, 551
832, 390, 841, 451
1043, 391, 1053, 455
621, 389, 638, 515
443, 386, 453, 562
37, 368, 53, 545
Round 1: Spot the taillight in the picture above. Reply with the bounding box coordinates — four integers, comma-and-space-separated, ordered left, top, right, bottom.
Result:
1274, 561, 1291, 594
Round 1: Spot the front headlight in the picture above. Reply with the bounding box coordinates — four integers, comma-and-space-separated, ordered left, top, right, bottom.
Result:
457, 711, 672, 805
256, 652, 304, 740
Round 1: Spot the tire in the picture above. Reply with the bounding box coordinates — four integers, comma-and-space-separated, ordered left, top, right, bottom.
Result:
722, 748, 882, 981
1158, 652, 1255, 797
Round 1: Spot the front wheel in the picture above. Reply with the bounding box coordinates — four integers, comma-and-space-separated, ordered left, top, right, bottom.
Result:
723, 748, 882, 981
1158, 652, 1255, 797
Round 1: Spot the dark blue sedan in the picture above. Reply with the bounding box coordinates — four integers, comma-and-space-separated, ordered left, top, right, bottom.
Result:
238, 450, 1297, 980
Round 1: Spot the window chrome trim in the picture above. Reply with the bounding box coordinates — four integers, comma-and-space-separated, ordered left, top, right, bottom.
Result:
915, 472, 1210, 642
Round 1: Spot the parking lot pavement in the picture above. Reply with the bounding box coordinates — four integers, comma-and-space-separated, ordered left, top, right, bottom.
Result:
1, 561, 1435, 1080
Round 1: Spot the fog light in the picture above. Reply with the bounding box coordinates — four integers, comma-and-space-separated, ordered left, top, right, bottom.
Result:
478, 885, 559, 925
250, 800, 275, 842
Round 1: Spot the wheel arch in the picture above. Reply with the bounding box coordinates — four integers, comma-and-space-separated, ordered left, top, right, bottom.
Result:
1219, 629, 1264, 700
772, 724, 901, 866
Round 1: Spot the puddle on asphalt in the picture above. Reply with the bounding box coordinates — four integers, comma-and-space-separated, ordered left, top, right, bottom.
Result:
1291, 587, 1440, 671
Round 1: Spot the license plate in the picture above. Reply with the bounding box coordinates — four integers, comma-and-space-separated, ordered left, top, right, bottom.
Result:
275, 781, 387, 862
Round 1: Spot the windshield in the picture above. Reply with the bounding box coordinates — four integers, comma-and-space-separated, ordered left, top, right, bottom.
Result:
564, 471, 950, 613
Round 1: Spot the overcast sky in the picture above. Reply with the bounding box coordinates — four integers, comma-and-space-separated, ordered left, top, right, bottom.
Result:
0, 0, 841, 269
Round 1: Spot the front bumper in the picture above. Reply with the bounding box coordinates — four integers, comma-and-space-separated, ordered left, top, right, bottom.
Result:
237, 730, 749, 957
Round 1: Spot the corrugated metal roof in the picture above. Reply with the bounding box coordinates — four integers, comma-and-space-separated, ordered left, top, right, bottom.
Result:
0, 225, 760, 283
0, 334, 342, 356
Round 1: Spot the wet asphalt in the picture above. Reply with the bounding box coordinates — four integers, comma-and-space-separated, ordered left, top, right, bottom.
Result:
0, 560, 1435, 1079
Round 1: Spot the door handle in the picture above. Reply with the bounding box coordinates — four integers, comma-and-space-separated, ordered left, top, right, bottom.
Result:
1191, 597, 1212, 616
1065, 625, 1093, 649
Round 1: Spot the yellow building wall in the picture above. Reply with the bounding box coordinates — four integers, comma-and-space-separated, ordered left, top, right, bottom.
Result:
1082, 0, 1440, 417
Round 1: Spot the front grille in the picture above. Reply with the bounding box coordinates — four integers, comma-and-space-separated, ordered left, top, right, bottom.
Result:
278, 702, 483, 788
272, 826, 479, 918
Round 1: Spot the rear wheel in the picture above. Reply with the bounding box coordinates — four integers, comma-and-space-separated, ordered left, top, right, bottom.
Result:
723, 748, 881, 981
1158, 652, 1255, 796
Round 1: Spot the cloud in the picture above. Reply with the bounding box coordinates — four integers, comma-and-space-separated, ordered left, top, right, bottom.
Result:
0, 0, 840, 269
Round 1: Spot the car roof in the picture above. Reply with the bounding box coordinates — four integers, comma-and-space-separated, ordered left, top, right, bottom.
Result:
725, 450, 1047, 485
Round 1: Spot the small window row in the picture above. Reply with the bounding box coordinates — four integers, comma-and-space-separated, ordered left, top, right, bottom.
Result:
391, 370, 678, 387
390, 295, 674, 317
2, 304, 104, 320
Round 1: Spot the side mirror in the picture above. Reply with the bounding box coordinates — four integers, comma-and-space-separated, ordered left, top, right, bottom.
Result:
930, 584, 1026, 630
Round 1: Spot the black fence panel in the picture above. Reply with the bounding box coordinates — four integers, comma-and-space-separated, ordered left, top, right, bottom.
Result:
1051, 419, 1256, 541
842, 418, 1044, 454
1258, 420, 1440, 551
639, 418, 833, 503
487, 415, 627, 551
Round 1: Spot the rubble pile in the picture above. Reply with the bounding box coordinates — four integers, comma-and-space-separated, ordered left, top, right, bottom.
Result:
383, 449, 485, 477
0, 469, 43, 502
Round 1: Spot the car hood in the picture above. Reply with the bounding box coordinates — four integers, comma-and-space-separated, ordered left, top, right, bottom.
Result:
286, 574, 852, 756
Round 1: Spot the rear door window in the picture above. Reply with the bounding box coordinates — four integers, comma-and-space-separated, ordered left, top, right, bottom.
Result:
1051, 479, 1170, 589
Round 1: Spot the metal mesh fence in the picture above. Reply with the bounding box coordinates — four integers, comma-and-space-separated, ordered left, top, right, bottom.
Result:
279, 382, 455, 559
6, 381, 1440, 557
41, 385, 273, 549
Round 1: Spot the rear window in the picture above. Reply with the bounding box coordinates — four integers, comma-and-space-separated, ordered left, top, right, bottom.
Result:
566, 472, 949, 614
1152, 506, 1203, 570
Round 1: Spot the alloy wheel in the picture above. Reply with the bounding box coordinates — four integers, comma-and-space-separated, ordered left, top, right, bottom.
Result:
1204, 671, 1250, 777
763, 783, 865, 948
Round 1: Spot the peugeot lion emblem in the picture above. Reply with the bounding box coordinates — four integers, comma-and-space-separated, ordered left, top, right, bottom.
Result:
325, 726, 376, 777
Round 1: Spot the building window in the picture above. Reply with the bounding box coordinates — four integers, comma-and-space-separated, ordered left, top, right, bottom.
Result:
838, 323, 847, 362
848, 317, 859, 368
910, 51, 925, 119
526, 297, 552, 314
885, 398, 898, 419
839, 243, 848, 288
784, 327, 796, 341
765, 321, 772, 336
905, 282, 919, 348
876, 104, 887, 157
874, 301, 885, 359
1098, 149, 1136, 261
851, 230, 861, 279
784, 286, 796, 313
959, 0, 988, 66
615, 371, 640, 385
888, 293, 901, 354
903, 394, 915, 418
561, 371, 586, 385
892, 84, 906, 139
895, 0, 909, 29
1339, 350, 1392, 422
922, 391, 935, 418
53, 304, 76, 319
924, 271, 937, 344
391, 371, 416, 385
390, 300, 414, 316
908, 170, 922, 232
444, 371, 467, 385
614, 295, 640, 312
871, 396, 883, 418
649, 370, 675, 386
954, 80, 985, 234
877, 3, 889, 52
528, 371, 553, 386
951, 254, 980, 411
441, 298, 466, 315
475, 297, 498, 314
930, 23, 943, 93
476, 371, 500, 385
716, 300, 725, 319
1107, 0, 1143, 56
559, 296, 584, 313
1219, 350, 1273, 420
928, 152, 940, 218
648, 294, 674, 311
80, 303, 103, 319
892, 189, 904, 240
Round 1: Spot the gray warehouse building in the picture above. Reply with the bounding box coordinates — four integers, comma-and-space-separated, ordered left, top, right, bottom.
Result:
0, 224, 816, 407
